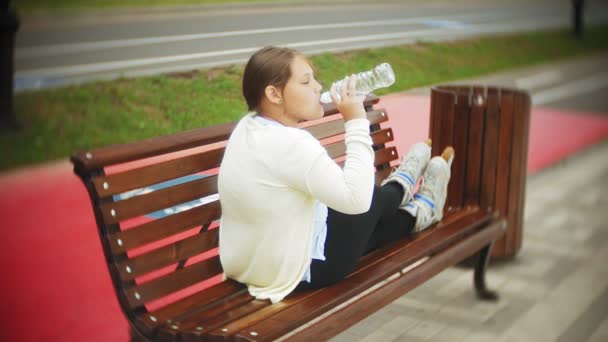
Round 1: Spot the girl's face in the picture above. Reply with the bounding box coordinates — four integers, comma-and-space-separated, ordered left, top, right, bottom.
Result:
282, 56, 324, 124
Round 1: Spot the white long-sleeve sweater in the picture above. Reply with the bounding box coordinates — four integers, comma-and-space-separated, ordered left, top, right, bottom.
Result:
218, 113, 375, 303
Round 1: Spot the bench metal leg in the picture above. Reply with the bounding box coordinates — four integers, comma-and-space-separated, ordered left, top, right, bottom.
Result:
130, 326, 149, 342
474, 243, 499, 301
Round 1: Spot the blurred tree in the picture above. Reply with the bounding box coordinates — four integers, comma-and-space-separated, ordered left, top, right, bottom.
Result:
572, 0, 585, 39
0, 0, 19, 130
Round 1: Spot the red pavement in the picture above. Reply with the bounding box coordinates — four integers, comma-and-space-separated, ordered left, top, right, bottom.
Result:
1, 94, 607, 341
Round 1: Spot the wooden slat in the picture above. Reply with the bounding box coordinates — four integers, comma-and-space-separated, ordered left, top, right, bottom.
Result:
109, 201, 221, 254
125, 255, 223, 309
173, 295, 268, 337
284, 219, 506, 341
71, 97, 381, 174
199, 292, 315, 341
103, 128, 393, 223
506, 91, 530, 256
442, 90, 457, 151
93, 147, 223, 198
370, 128, 395, 147
479, 88, 500, 211
203, 208, 490, 340
93, 108, 389, 199
101, 175, 218, 224
324, 128, 394, 159
320, 95, 380, 117
71, 122, 234, 176
116, 229, 219, 281
335, 147, 397, 168
146, 280, 246, 325
305, 108, 389, 140
204, 208, 491, 337
492, 91, 515, 256
374, 147, 399, 167
464, 87, 486, 207
446, 92, 471, 212
516, 92, 531, 254
432, 88, 456, 158
228, 211, 498, 341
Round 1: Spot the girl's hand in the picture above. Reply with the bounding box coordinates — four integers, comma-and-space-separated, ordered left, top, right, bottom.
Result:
330, 75, 366, 122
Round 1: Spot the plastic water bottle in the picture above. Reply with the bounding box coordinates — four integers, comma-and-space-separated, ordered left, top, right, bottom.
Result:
320, 63, 395, 104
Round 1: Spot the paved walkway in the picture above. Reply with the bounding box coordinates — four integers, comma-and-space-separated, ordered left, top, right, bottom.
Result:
331, 129, 608, 341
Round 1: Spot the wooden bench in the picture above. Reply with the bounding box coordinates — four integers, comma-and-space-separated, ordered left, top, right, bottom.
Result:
71, 94, 518, 341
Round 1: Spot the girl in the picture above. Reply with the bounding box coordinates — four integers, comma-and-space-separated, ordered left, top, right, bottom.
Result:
218, 46, 453, 304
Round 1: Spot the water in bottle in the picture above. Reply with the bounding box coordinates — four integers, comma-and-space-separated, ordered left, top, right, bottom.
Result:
320, 63, 395, 104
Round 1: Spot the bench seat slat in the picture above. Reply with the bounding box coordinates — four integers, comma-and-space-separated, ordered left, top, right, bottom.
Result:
125, 255, 223, 309
192, 289, 318, 340
116, 228, 219, 281
172, 296, 269, 337
285, 219, 506, 341
200, 209, 486, 339
190, 214, 486, 339
202, 209, 493, 340
109, 201, 221, 254
143, 280, 246, 326
228, 210, 500, 341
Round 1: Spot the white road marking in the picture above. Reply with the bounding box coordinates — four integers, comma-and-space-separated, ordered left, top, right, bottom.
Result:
17, 16, 563, 78
17, 16, 467, 58
17, 10, 538, 59
16, 28, 454, 77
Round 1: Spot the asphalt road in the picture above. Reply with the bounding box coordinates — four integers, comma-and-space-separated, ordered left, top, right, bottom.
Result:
14, 0, 608, 91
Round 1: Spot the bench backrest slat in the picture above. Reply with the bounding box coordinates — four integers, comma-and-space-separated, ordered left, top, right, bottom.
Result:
100, 127, 394, 227
90, 109, 389, 200
93, 148, 224, 198
116, 229, 219, 281
71, 98, 381, 174
100, 175, 218, 224
109, 201, 220, 254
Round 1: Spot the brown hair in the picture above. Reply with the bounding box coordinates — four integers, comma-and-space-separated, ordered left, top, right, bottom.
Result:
242, 46, 304, 111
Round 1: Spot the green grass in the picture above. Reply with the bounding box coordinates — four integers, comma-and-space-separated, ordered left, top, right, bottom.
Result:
16, 0, 287, 13
4, 25, 608, 172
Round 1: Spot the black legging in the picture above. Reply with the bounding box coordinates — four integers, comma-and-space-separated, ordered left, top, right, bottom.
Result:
297, 183, 416, 290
